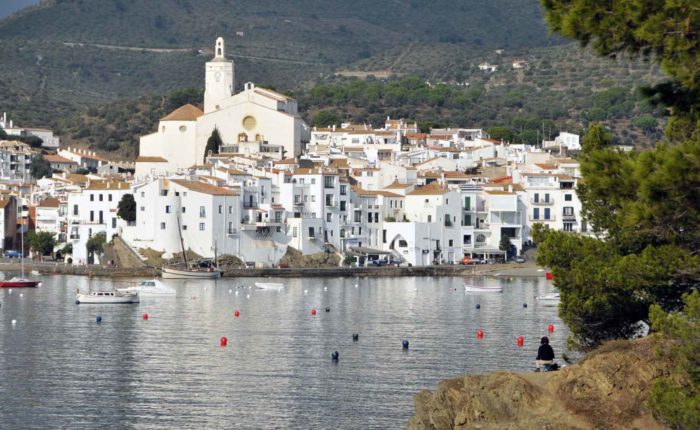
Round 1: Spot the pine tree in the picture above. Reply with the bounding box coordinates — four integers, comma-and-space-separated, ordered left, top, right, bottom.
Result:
204, 128, 222, 163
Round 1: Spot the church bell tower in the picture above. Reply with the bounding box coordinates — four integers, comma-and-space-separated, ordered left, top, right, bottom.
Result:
204, 37, 235, 114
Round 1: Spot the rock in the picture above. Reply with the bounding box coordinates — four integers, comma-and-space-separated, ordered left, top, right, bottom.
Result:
407, 337, 665, 430
277, 246, 340, 268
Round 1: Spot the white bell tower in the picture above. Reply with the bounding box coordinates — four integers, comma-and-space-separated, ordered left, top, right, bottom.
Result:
204, 37, 235, 114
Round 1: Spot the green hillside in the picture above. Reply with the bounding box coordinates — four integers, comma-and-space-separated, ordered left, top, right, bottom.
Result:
0, 0, 554, 128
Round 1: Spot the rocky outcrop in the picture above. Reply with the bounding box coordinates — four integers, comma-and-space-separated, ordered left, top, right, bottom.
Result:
278, 246, 340, 268
408, 338, 665, 430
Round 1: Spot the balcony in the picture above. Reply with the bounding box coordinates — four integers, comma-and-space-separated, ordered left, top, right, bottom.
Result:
227, 228, 238, 236
530, 198, 554, 205
529, 215, 556, 222
325, 201, 336, 208
243, 202, 258, 209
69, 234, 80, 240
562, 212, 576, 221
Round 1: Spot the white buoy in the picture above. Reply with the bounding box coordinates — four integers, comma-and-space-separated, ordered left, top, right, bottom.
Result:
235, 291, 239, 296
19, 293, 23, 298
323, 286, 328, 291
11, 319, 17, 325
228, 289, 232, 294
8, 289, 12, 294
246, 294, 250, 299
304, 289, 308, 295
355, 284, 358, 288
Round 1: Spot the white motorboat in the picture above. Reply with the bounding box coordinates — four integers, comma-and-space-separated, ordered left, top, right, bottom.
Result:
254, 282, 284, 290
536, 292, 561, 306
464, 284, 503, 293
118, 279, 176, 296
76, 290, 140, 304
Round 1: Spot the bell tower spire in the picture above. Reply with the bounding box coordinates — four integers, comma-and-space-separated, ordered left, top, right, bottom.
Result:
204, 37, 235, 113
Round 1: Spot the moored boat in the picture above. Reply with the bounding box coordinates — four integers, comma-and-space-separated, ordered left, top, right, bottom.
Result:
464, 284, 503, 293
536, 292, 560, 306
76, 290, 140, 304
162, 264, 221, 279
118, 279, 176, 296
254, 282, 284, 290
0, 228, 40, 288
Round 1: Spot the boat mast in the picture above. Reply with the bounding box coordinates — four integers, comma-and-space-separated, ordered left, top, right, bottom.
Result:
176, 216, 188, 268
214, 239, 218, 268
20, 222, 24, 278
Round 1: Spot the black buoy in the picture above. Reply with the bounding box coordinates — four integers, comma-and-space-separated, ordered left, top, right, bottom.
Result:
331, 351, 339, 361
352, 333, 359, 341
402, 340, 409, 350
523, 303, 528, 308
476, 304, 481, 309
325, 307, 331, 312
96, 315, 102, 323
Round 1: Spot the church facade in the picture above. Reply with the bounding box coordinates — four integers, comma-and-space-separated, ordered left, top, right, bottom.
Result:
136, 38, 309, 178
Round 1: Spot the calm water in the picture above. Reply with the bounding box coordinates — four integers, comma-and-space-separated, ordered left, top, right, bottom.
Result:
0, 275, 569, 429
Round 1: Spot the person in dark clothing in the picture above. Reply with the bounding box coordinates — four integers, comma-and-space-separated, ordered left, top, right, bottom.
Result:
536, 336, 555, 367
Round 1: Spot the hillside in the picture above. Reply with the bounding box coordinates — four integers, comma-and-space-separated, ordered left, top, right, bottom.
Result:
0, 0, 554, 129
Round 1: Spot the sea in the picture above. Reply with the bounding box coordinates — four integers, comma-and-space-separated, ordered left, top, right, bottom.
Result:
0, 274, 569, 429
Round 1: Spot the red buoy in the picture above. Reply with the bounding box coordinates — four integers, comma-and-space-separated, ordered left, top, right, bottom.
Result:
234, 310, 240, 318
476, 329, 484, 338
548, 324, 554, 332
142, 313, 149, 320
311, 308, 317, 316
220, 336, 228, 347
545, 271, 553, 280
517, 336, 524, 347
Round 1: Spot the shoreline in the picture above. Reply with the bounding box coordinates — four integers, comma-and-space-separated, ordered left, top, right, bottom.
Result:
1, 261, 545, 279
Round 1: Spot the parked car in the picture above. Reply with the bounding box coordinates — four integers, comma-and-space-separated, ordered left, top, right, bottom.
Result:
4, 250, 22, 258
514, 256, 526, 263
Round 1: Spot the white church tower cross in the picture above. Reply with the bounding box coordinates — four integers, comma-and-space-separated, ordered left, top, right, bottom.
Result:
204, 37, 235, 113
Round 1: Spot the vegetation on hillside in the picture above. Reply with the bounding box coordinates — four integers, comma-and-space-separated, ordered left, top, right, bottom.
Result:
534, 3, 699, 423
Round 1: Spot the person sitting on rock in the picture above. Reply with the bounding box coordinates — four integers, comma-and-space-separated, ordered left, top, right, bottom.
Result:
536, 336, 555, 368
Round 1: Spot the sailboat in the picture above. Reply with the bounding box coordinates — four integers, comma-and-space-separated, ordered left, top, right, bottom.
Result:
0, 224, 41, 288
161, 217, 221, 279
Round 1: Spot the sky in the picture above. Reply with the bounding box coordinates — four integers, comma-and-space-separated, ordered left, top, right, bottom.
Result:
0, 0, 40, 20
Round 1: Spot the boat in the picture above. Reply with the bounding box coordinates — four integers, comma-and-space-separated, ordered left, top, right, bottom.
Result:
76, 290, 140, 304
0, 227, 40, 288
464, 284, 503, 293
117, 279, 176, 296
161, 217, 221, 279
536, 292, 560, 306
255, 281, 284, 290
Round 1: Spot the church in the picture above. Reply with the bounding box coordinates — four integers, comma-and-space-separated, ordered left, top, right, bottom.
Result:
135, 38, 310, 177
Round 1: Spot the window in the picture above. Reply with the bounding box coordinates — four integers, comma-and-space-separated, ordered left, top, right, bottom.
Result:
108, 194, 112, 202
175, 192, 180, 197
304, 195, 308, 202
367, 212, 372, 223
294, 195, 300, 203
563, 222, 573, 232
73, 205, 78, 216
160, 222, 166, 230
398, 240, 408, 247
182, 207, 186, 213
449, 239, 453, 246
199, 223, 205, 231
218, 205, 223, 214
544, 208, 551, 220
358, 227, 362, 235
464, 214, 472, 226
199, 206, 206, 218
428, 215, 432, 223
463, 234, 472, 245
165, 205, 171, 214
533, 208, 540, 220
326, 194, 333, 207
276, 226, 282, 233
533, 193, 539, 203
446, 199, 448, 204
326, 213, 332, 222
311, 195, 316, 202
293, 227, 298, 237
383, 230, 387, 243
308, 227, 315, 238
324, 176, 334, 188
544, 193, 550, 203
228, 206, 232, 214
140, 206, 145, 212
340, 201, 346, 211
565, 194, 572, 202
354, 212, 361, 223
99, 194, 103, 202
182, 225, 187, 230
476, 234, 486, 243
563, 207, 574, 216
340, 229, 345, 238
112, 218, 116, 228
90, 211, 94, 222
374, 213, 379, 223
160, 190, 168, 196
90, 194, 94, 202
340, 185, 347, 196
464, 196, 471, 210
311, 178, 316, 184
141, 192, 145, 198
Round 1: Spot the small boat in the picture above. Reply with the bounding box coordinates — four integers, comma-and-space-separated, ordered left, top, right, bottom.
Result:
162, 263, 221, 279
161, 217, 221, 279
255, 282, 284, 290
464, 284, 503, 293
536, 292, 560, 306
0, 228, 40, 288
76, 290, 140, 304
118, 279, 175, 296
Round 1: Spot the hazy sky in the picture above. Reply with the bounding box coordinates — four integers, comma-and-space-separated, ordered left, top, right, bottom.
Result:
0, 0, 39, 20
